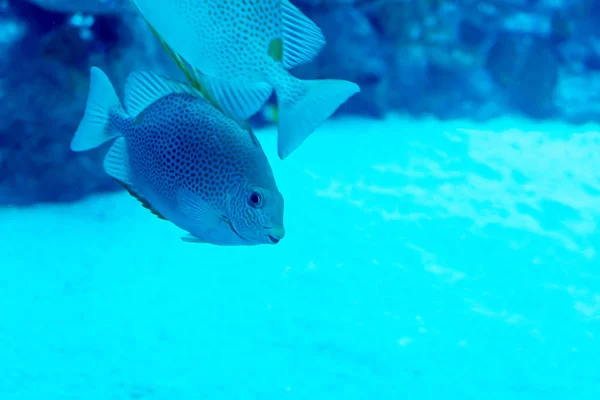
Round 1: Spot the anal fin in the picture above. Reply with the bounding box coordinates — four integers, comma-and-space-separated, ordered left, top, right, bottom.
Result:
104, 138, 168, 221
196, 73, 273, 120
114, 179, 168, 221
181, 233, 206, 243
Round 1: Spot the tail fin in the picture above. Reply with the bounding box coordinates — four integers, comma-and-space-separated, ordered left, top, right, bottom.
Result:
276, 78, 360, 159
70, 66, 126, 152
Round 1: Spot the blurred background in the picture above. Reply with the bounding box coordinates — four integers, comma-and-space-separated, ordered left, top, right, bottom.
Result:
2, 2, 600, 399
1, 0, 599, 205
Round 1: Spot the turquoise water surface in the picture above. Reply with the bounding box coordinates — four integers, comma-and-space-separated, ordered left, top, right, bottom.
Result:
1, 115, 599, 399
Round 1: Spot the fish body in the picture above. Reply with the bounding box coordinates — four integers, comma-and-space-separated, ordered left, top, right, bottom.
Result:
70, 66, 285, 246
130, 0, 360, 159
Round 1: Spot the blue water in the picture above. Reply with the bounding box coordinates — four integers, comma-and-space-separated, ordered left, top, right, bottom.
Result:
1, 115, 599, 399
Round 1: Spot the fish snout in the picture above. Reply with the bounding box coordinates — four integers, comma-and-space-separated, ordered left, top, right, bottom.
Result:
267, 226, 285, 244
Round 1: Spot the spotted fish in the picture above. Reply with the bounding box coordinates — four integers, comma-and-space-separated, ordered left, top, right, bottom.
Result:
129, 0, 360, 159
70, 66, 285, 246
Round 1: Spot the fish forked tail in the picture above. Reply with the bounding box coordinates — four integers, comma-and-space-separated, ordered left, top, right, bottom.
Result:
276, 77, 360, 160
70, 66, 127, 152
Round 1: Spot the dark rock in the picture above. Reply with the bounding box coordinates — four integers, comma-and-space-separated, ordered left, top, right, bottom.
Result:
4, 0, 600, 204
0, 6, 177, 205
502, 11, 552, 36
386, 43, 429, 113
554, 69, 600, 124
293, 7, 388, 117
459, 18, 490, 48
485, 32, 559, 118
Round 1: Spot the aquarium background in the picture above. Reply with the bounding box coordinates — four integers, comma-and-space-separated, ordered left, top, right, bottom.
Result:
1, 0, 599, 398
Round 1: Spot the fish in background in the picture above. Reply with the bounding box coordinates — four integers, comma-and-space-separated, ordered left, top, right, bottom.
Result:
70, 66, 286, 246
129, 0, 361, 160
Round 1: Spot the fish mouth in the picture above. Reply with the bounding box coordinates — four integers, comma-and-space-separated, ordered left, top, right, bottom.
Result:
268, 235, 280, 244
266, 226, 285, 244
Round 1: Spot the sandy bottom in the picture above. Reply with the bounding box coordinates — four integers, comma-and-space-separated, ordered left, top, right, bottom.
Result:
1, 115, 599, 399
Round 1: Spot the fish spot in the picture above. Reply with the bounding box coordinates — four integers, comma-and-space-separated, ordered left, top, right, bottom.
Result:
133, 111, 145, 126
268, 37, 283, 62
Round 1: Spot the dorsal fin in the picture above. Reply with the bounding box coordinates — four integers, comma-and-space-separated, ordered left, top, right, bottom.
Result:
124, 70, 205, 117
113, 178, 168, 221
280, 0, 326, 68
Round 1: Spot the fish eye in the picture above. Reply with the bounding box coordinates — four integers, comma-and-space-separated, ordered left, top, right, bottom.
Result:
248, 191, 263, 208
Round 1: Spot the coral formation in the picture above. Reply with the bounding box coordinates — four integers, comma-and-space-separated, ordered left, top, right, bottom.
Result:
1, 0, 598, 204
